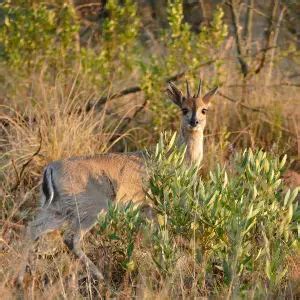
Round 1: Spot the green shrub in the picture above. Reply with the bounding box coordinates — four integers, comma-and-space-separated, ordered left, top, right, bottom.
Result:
97, 202, 143, 272
80, 0, 140, 86
0, 0, 140, 86
0, 0, 79, 70
145, 132, 299, 296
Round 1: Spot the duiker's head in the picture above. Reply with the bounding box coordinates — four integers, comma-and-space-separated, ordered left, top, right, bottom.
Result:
167, 80, 218, 131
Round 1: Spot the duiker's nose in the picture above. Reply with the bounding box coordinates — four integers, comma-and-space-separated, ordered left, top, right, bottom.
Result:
190, 119, 199, 127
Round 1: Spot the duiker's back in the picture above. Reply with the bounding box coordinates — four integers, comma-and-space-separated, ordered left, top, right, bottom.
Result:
48, 152, 147, 206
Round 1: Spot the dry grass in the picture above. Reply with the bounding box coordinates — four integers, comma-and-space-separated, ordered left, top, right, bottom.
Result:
201, 80, 299, 175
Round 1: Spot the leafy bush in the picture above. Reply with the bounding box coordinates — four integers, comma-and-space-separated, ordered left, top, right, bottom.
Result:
0, 0, 140, 85
97, 202, 143, 273
145, 132, 299, 297
80, 0, 140, 85
0, 0, 79, 70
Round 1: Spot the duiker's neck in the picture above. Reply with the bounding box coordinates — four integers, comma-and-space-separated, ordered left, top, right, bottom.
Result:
180, 125, 204, 166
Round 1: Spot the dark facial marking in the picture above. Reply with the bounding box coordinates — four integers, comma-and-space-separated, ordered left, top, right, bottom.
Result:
190, 98, 198, 127
182, 108, 189, 115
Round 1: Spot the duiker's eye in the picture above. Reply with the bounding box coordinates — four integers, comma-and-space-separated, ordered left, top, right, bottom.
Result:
182, 108, 189, 115
201, 108, 208, 115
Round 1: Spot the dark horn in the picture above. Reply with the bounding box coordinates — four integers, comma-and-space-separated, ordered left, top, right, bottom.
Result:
196, 79, 202, 97
186, 80, 191, 98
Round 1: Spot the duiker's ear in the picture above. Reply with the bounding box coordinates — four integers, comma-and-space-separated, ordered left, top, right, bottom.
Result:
166, 82, 183, 107
202, 86, 218, 104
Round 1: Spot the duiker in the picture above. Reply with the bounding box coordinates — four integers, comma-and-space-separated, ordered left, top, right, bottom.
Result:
18, 80, 218, 283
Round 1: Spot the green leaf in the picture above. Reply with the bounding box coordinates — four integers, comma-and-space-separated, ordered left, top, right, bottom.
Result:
284, 189, 291, 207
279, 154, 287, 170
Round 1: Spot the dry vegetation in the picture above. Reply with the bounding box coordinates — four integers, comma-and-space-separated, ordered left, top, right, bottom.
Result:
0, 0, 299, 299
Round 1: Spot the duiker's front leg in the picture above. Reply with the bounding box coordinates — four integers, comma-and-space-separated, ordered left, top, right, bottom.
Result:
63, 229, 104, 281
16, 235, 39, 289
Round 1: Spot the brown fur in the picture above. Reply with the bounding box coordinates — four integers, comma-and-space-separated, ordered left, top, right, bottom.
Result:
57, 153, 146, 203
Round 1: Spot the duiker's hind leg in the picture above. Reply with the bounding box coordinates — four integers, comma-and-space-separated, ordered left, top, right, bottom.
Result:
63, 228, 104, 281
16, 209, 65, 287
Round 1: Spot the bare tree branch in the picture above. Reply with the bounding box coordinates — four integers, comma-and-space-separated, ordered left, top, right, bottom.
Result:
254, 1, 278, 75
266, 5, 286, 84
226, 0, 249, 78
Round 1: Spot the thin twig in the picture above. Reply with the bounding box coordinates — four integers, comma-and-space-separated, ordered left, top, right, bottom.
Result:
225, 83, 300, 88
119, 99, 149, 131
266, 5, 286, 84
11, 158, 20, 187
217, 91, 267, 115
0, 220, 24, 230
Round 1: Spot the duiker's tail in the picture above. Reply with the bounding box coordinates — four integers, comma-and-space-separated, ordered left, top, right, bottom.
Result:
41, 167, 55, 207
